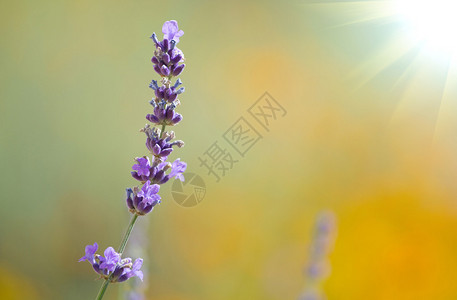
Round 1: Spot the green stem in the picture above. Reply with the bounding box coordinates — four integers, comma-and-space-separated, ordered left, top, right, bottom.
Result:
95, 280, 110, 300
160, 123, 166, 138
95, 214, 139, 300
118, 214, 139, 254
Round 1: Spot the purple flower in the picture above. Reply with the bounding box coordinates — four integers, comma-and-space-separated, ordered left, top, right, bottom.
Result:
126, 181, 161, 215
137, 181, 161, 205
169, 158, 187, 181
99, 247, 121, 272
150, 21, 186, 78
128, 258, 144, 281
152, 86, 181, 103
79, 242, 98, 264
132, 157, 151, 177
141, 125, 183, 160
162, 20, 184, 43
150, 161, 170, 184
146, 105, 183, 126
80, 244, 144, 283
131, 160, 165, 184
116, 258, 143, 283
146, 80, 184, 126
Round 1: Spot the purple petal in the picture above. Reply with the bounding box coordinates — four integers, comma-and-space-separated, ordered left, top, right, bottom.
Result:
169, 158, 187, 181
132, 258, 143, 271
139, 180, 151, 195
162, 20, 184, 42
104, 247, 119, 261
150, 184, 160, 194
100, 247, 121, 272
79, 242, 98, 263
135, 270, 144, 281
130, 258, 144, 281
162, 20, 178, 36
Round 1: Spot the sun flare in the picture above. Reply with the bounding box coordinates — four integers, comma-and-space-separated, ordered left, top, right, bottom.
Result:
305, 0, 457, 139
393, 0, 457, 54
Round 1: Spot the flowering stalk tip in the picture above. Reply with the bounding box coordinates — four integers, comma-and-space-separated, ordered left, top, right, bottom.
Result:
80, 20, 188, 300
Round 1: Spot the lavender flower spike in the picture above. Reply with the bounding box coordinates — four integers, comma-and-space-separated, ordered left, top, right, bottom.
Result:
150, 20, 185, 78
84, 20, 189, 300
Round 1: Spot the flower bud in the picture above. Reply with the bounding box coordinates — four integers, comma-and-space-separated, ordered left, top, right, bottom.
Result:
161, 65, 170, 76
162, 39, 169, 52
153, 65, 162, 76
171, 54, 182, 64
171, 113, 183, 125
172, 64, 185, 76
162, 53, 170, 64
150, 32, 160, 45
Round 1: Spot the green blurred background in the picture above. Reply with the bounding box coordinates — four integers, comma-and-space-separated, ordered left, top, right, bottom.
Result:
2, 0, 457, 299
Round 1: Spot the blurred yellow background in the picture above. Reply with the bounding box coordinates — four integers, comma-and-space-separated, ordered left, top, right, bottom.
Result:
2, 0, 457, 299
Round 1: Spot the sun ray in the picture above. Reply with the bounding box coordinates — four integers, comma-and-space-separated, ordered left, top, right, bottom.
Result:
432, 55, 457, 144
390, 50, 451, 132
304, 0, 457, 137
306, 1, 397, 27
348, 30, 420, 89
